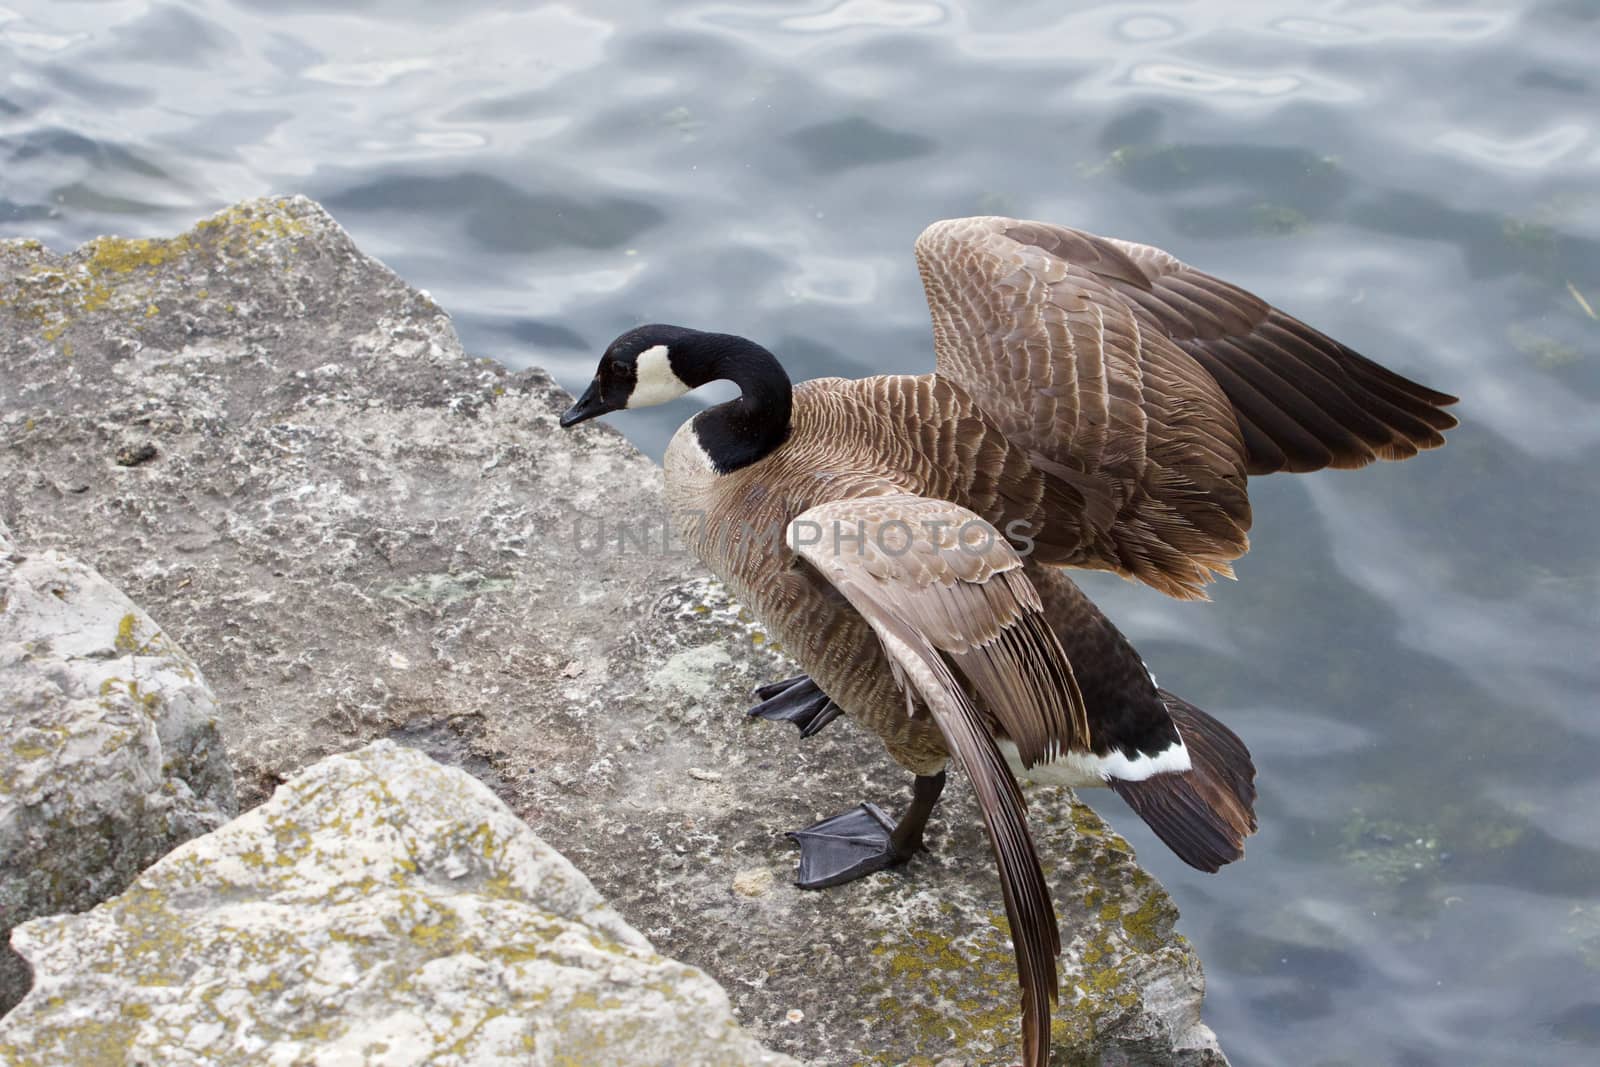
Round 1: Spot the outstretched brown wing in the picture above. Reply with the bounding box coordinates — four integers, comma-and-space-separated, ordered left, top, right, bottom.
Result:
915, 216, 1458, 598
999, 219, 1459, 474
789, 494, 1085, 1067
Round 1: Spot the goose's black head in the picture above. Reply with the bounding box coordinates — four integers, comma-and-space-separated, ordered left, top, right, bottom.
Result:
559, 323, 793, 473
558, 324, 707, 428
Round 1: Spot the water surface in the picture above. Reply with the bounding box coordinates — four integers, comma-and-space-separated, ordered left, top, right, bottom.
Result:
5, 2, 1598, 1064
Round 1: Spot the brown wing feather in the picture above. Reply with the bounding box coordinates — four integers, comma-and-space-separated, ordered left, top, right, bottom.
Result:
862, 610, 1058, 1067
1031, 221, 1459, 474
915, 216, 1458, 597
917, 218, 1252, 599
791, 495, 1089, 760
790, 495, 1085, 1067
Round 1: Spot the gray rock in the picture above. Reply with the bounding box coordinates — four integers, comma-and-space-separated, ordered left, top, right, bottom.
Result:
0, 198, 1227, 1064
0, 522, 236, 1014
0, 740, 801, 1066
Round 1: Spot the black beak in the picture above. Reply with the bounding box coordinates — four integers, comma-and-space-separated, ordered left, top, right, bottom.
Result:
559, 380, 611, 428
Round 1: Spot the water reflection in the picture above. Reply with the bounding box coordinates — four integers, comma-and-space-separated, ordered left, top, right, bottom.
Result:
1118, 63, 1356, 103
1269, 10, 1511, 44
779, 0, 946, 34
4, 1, 1599, 1064
1435, 124, 1590, 169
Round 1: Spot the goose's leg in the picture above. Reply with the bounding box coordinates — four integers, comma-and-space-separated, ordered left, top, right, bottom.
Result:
747, 674, 843, 739
788, 771, 947, 889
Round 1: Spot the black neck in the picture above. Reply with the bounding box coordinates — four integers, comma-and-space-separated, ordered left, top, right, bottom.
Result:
685, 333, 793, 473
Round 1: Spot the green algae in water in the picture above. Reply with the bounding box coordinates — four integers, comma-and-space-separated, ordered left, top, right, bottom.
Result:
1509, 322, 1584, 370
1251, 202, 1313, 236
1340, 810, 1444, 888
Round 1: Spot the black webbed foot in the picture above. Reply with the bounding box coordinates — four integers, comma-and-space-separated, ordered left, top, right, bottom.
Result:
747, 674, 843, 738
788, 804, 906, 889
753, 674, 809, 702
786, 772, 948, 890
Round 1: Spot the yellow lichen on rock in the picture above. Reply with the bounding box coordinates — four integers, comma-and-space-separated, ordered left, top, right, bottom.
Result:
114, 612, 142, 655
0, 198, 315, 348
84, 234, 195, 275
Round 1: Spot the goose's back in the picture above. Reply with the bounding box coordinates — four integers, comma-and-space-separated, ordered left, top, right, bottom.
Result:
662, 374, 1145, 772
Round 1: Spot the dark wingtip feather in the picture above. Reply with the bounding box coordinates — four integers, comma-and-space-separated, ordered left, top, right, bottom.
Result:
1172, 302, 1459, 476
1110, 772, 1246, 872
1109, 693, 1257, 872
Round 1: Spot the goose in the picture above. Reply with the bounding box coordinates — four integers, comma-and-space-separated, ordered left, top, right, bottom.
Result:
558, 216, 1457, 1067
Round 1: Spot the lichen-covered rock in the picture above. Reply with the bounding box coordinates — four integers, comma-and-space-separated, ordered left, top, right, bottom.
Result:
0, 522, 236, 1014
0, 740, 800, 1066
0, 198, 1228, 1064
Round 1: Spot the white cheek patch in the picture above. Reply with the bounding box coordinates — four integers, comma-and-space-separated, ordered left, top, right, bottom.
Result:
627, 344, 691, 408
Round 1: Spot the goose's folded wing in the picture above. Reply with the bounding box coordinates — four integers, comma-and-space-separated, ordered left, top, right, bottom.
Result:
788, 494, 1086, 1067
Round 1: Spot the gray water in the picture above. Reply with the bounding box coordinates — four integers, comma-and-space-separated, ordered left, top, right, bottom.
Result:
4, 2, 1598, 1064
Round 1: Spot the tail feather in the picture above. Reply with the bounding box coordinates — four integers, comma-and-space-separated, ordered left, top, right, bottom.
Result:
1109, 691, 1257, 872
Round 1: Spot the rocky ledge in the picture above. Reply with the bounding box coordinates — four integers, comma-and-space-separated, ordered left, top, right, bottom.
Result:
0, 520, 237, 1012
1, 740, 799, 1067
0, 197, 1227, 1065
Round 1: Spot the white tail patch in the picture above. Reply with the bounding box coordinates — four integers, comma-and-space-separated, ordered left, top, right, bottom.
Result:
998, 737, 1191, 788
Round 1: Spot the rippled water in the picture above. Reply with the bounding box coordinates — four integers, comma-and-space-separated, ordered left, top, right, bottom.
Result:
5, 2, 1599, 1063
